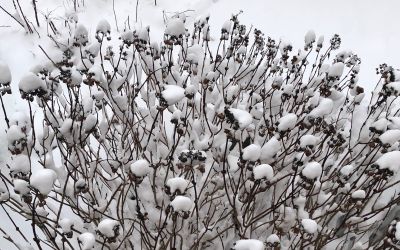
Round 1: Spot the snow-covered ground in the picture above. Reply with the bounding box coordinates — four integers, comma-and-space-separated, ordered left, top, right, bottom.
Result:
0, 0, 399, 248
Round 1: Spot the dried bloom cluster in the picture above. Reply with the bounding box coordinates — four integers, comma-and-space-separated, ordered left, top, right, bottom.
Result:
2, 12, 400, 250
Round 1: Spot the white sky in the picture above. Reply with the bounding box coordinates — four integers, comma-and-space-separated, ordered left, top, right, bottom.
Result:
0, 0, 400, 248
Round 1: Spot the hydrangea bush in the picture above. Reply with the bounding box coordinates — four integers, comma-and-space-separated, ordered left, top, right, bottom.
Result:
2, 12, 400, 250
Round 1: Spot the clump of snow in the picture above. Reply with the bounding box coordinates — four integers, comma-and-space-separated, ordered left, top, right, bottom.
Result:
74, 24, 89, 45
375, 151, 400, 173
96, 19, 111, 34
83, 114, 98, 132
253, 164, 274, 180
18, 72, 46, 93
98, 219, 119, 238
300, 134, 319, 148
242, 144, 261, 161
340, 165, 353, 176
277, 113, 297, 131
130, 159, 151, 177
161, 85, 185, 105
78, 232, 95, 250
10, 154, 30, 174
304, 30, 316, 46
7, 125, 25, 144
302, 162, 322, 180
14, 179, 30, 195
260, 137, 281, 163
266, 234, 280, 245
170, 196, 193, 212
227, 154, 239, 172
10, 111, 31, 133
30, 169, 57, 195
309, 98, 333, 117
233, 239, 264, 250
370, 118, 388, 133
165, 18, 186, 37
228, 108, 253, 129
351, 190, 366, 199
222, 20, 232, 33
0, 61, 12, 85
328, 62, 345, 78
166, 177, 189, 194
396, 222, 400, 241
301, 218, 318, 234
59, 218, 74, 233
0, 181, 9, 202
379, 129, 400, 145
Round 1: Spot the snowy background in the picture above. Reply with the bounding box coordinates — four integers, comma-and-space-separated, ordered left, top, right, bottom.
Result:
0, 0, 400, 248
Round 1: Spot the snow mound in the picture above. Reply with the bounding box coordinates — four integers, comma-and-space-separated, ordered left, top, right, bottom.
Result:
375, 151, 400, 173
96, 19, 111, 34
328, 62, 344, 78
161, 85, 185, 105
266, 234, 280, 244
78, 232, 95, 250
18, 72, 46, 93
10, 154, 30, 174
351, 190, 366, 199
233, 239, 264, 250
170, 196, 193, 212
340, 165, 353, 176
30, 169, 57, 195
301, 218, 318, 234
396, 222, 400, 241
0, 61, 11, 85
309, 98, 333, 117
14, 179, 30, 195
302, 162, 322, 180
130, 159, 151, 177
278, 113, 297, 131
98, 219, 119, 238
300, 134, 319, 148
304, 30, 316, 46
59, 218, 74, 233
165, 18, 186, 37
242, 144, 261, 161
379, 129, 400, 145
260, 137, 281, 163
228, 108, 253, 129
166, 177, 189, 194
253, 164, 274, 180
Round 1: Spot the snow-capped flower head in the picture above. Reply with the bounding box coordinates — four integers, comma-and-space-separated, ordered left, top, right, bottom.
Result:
129, 159, 151, 182
304, 30, 316, 50
301, 162, 322, 181
266, 234, 280, 248
232, 239, 264, 250
96, 19, 111, 41
165, 18, 186, 44
10, 154, 30, 178
10, 111, 31, 134
242, 144, 261, 162
18, 72, 47, 101
170, 196, 193, 213
30, 169, 57, 196
166, 177, 189, 195
78, 232, 96, 250
74, 24, 89, 46
161, 85, 185, 106
253, 164, 274, 181
7, 125, 27, 154
301, 218, 318, 234
0, 61, 12, 95
98, 219, 120, 238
